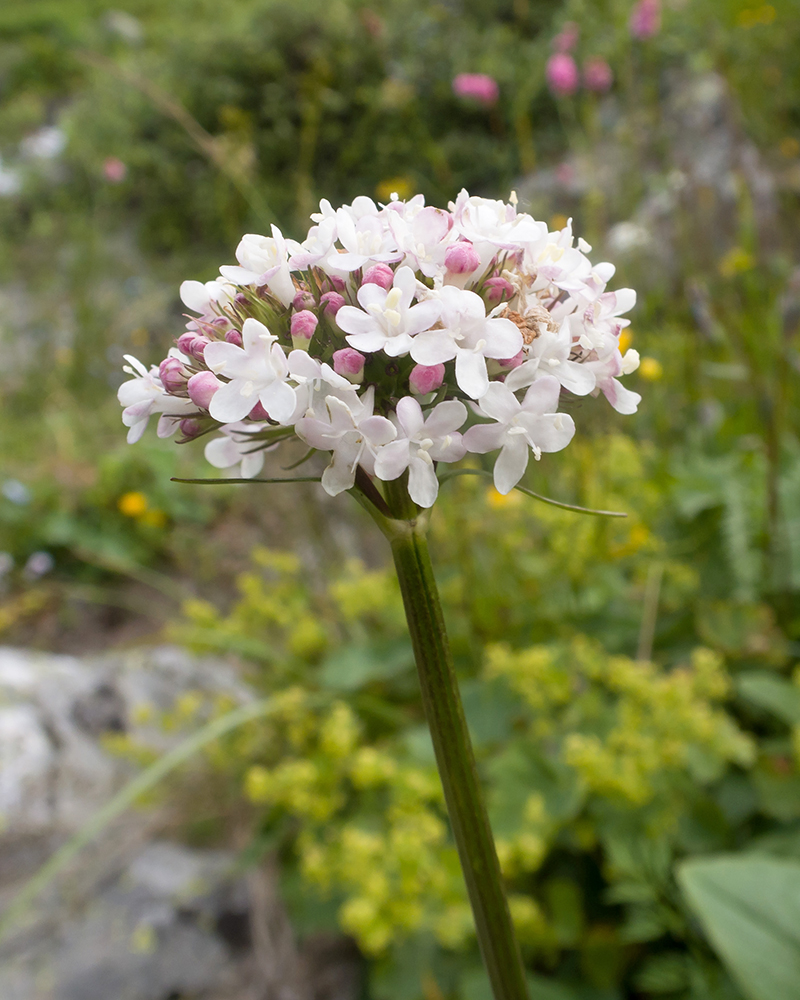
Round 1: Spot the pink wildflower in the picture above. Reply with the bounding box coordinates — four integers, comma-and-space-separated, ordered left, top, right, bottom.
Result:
629, 0, 661, 40
452, 73, 500, 107
546, 54, 580, 97
583, 58, 613, 93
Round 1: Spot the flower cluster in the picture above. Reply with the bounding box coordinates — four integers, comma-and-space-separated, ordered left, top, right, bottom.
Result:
119, 190, 640, 508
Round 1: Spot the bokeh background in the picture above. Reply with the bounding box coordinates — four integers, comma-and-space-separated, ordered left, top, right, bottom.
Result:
1, 1, 799, 999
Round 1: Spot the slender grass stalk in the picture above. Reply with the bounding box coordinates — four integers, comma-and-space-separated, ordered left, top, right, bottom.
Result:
377, 478, 530, 1000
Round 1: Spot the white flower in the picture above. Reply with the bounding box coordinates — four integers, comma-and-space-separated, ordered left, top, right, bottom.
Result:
204, 422, 270, 478
286, 350, 353, 421
387, 206, 454, 278
584, 350, 642, 415
463, 376, 575, 494
450, 189, 546, 248
219, 226, 295, 306
337, 266, 441, 357
374, 398, 467, 507
179, 278, 234, 316
410, 286, 522, 399
286, 217, 337, 269
574, 288, 636, 353
117, 355, 193, 444
326, 209, 400, 272
506, 320, 596, 397
295, 386, 396, 496
203, 318, 296, 424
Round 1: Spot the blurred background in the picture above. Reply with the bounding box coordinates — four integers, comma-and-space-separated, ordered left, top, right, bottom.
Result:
0, 1, 799, 998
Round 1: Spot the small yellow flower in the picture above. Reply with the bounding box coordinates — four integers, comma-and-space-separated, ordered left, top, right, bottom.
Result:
617, 329, 633, 354
487, 487, 522, 509
376, 177, 413, 202
780, 137, 800, 159
718, 247, 754, 277
638, 357, 663, 381
550, 213, 568, 231
118, 491, 148, 517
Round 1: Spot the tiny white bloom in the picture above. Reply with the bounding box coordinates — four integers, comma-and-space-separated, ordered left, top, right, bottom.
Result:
410, 286, 522, 399
203, 318, 296, 424
374, 397, 468, 508
219, 226, 295, 306
337, 266, 441, 357
463, 376, 575, 494
117, 355, 193, 444
204, 422, 271, 478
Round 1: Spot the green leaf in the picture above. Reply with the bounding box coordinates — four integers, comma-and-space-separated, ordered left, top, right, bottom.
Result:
677, 854, 800, 1000
737, 672, 800, 725
318, 640, 414, 692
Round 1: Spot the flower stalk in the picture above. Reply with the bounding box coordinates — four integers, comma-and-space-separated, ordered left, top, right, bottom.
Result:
377, 477, 530, 1000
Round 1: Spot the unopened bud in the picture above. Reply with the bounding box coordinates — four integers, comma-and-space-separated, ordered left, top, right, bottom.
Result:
484, 276, 514, 303
497, 349, 525, 370
179, 418, 204, 440
225, 329, 243, 346
293, 288, 316, 310
291, 309, 319, 350
409, 363, 445, 395
210, 316, 229, 329
249, 401, 270, 421
188, 335, 211, 360
332, 348, 366, 383
320, 291, 345, 317
159, 357, 187, 393
362, 263, 394, 289
445, 242, 480, 274
187, 371, 221, 410
177, 332, 198, 356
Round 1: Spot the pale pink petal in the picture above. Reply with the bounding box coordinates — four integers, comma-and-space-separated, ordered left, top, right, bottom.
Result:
493, 437, 529, 494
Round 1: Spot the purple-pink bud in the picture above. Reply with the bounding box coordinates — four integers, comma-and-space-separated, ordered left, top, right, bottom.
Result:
187, 371, 221, 410
188, 336, 210, 361
552, 21, 579, 53
452, 73, 500, 106
362, 263, 395, 289
179, 418, 204, 440
332, 348, 366, 383
445, 242, 481, 275
177, 332, 198, 356
292, 288, 316, 310
320, 291, 345, 317
225, 329, 243, 346
409, 363, 445, 396
583, 57, 613, 93
159, 357, 187, 393
498, 350, 525, 370
210, 316, 229, 329
484, 276, 515, 303
291, 310, 319, 341
249, 401, 270, 421
546, 53, 580, 97
629, 0, 661, 39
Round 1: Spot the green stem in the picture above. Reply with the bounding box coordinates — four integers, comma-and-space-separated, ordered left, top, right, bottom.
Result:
379, 479, 530, 1000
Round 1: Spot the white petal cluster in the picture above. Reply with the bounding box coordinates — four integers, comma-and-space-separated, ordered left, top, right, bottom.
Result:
119, 190, 641, 506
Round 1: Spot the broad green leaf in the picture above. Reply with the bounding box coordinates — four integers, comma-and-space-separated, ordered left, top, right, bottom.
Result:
737, 672, 800, 725
318, 640, 414, 691
677, 854, 800, 1000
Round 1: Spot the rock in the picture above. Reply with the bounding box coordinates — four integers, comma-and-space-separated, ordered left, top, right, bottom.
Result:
0, 646, 362, 1000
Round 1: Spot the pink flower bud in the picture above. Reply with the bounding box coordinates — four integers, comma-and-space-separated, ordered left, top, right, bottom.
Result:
546, 53, 580, 97
179, 418, 204, 440
103, 157, 127, 183
249, 401, 270, 421
452, 73, 500, 106
329, 275, 346, 292
159, 357, 187, 393
225, 329, 243, 346
583, 57, 613, 93
291, 310, 319, 340
630, 0, 661, 39
332, 348, 366, 384
293, 288, 316, 310
187, 371, 221, 410
234, 292, 248, 307
320, 291, 345, 317
409, 363, 445, 395
362, 263, 395, 289
210, 316, 229, 328
497, 349, 525, 370
484, 276, 514, 303
177, 332, 198, 355
552, 22, 579, 53
188, 335, 210, 360
445, 242, 481, 274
